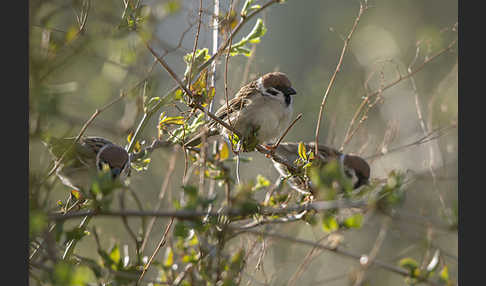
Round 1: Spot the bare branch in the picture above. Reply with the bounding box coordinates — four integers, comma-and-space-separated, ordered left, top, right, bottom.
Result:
315, 2, 367, 155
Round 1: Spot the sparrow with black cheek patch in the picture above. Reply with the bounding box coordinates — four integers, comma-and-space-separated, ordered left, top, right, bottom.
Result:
43, 136, 132, 260
184, 72, 297, 149
272, 142, 370, 195
43, 136, 131, 192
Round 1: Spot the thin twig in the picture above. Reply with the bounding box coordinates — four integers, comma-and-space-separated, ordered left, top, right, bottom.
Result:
137, 217, 174, 285
273, 113, 303, 149
50, 199, 367, 221
352, 216, 391, 286
364, 124, 456, 160
127, 0, 279, 154
187, 0, 204, 89
209, 0, 220, 115
119, 189, 141, 264
287, 234, 330, 286
140, 146, 178, 253
314, 2, 367, 156
236, 229, 440, 286
341, 37, 457, 149
143, 41, 300, 175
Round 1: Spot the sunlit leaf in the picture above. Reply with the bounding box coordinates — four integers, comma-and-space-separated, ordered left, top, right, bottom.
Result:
216, 142, 230, 161
439, 265, 449, 283
183, 48, 210, 80
253, 174, 270, 191
219, 10, 238, 35
343, 214, 363, 229
144, 96, 161, 113
163, 247, 174, 268
159, 112, 185, 126
399, 257, 419, 273
174, 222, 190, 239
322, 214, 339, 233
65, 26, 78, 44
109, 244, 121, 267
240, 0, 255, 17
164, 0, 181, 14
30, 210, 47, 236
230, 19, 266, 57
130, 157, 151, 172
70, 190, 81, 200
298, 141, 307, 161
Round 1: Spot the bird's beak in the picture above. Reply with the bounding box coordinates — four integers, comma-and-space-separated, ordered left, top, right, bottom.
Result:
285, 87, 297, 96
111, 167, 121, 179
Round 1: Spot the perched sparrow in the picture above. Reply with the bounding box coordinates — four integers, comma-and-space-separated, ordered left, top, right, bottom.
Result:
185, 72, 297, 148
272, 142, 370, 195
43, 136, 131, 192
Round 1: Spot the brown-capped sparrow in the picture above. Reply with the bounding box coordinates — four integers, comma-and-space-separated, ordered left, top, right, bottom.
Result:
272, 142, 370, 195
43, 136, 131, 192
184, 72, 297, 148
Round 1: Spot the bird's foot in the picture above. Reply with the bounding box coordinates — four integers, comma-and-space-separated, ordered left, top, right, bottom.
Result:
263, 144, 277, 158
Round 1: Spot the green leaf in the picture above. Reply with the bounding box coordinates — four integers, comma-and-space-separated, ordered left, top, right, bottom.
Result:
243, 18, 267, 43
240, 0, 255, 17
322, 214, 339, 233
164, 0, 181, 14
160, 113, 185, 126
109, 244, 121, 268
53, 262, 74, 285
130, 157, 151, 172
174, 222, 190, 239
163, 247, 174, 268
167, 113, 206, 143
183, 48, 210, 80
230, 45, 252, 57
230, 19, 266, 57
229, 249, 245, 273
439, 265, 449, 283
71, 265, 96, 285
253, 174, 270, 191
30, 210, 47, 237
144, 96, 161, 113
298, 141, 307, 161
343, 214, 363, 229
216, 142, 230, 161
399, 257, 419, 273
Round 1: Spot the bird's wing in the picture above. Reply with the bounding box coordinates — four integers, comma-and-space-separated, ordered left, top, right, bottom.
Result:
211, 82, 258, 123
43, 136, 102, 168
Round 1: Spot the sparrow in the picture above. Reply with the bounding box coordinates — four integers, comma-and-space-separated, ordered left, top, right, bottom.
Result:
271, 142, 370, 195
184, 72, 297, 149
43, 136, 131, 192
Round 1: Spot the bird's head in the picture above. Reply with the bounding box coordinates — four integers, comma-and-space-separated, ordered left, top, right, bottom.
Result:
96, 144, 130, 180
257, 72, 297, 106
343, 154, 371, 188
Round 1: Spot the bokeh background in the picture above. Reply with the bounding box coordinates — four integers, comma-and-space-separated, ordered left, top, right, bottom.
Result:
29, 0, 458, 284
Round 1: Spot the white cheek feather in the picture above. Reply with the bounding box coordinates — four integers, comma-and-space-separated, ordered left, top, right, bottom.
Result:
256, 77, 264, 92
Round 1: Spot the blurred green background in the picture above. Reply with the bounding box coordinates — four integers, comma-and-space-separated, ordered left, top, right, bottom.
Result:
29, 0, 457, 284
